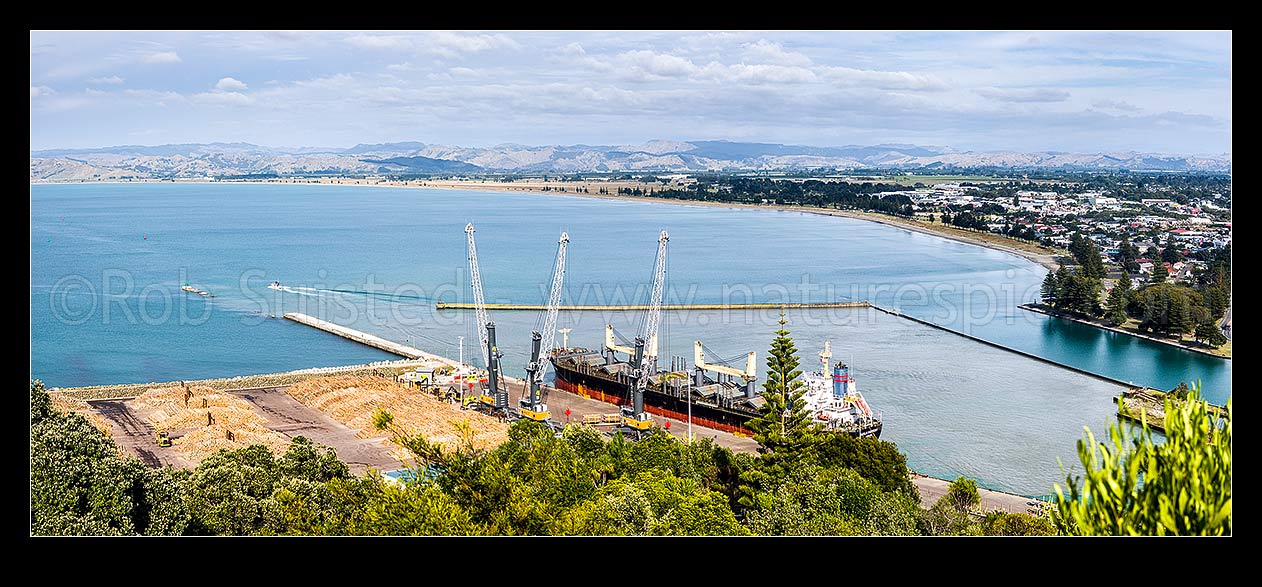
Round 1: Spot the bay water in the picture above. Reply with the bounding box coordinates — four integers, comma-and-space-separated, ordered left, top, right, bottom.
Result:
30, 182, 1231, 495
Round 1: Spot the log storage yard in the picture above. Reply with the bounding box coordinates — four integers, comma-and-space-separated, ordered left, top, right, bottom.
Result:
66, 372, 510, 475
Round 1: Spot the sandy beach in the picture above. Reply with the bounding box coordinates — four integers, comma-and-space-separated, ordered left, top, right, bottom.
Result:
34, 176, 1066, 272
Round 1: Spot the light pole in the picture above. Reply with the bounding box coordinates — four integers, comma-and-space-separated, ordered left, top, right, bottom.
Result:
458, 335, 464, 365
687, 375, 692, 444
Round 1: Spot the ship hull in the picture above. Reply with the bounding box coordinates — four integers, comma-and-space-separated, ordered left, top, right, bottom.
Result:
552, 358, 881, 439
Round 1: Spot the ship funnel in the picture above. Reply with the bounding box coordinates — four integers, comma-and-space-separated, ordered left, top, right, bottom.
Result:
832, 362, 850, 399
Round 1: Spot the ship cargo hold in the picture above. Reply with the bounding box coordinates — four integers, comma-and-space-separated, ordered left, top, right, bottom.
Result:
550, 339, 881, 438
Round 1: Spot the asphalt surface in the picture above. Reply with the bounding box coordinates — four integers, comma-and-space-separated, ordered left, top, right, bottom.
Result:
225, 386, 404, 474
87, 386, 404, 475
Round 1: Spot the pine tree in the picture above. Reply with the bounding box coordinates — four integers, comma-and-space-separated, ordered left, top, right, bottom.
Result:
1041, 269, 1061, 307
1149, 262, 1169, 285
748, 312, 815, 458
1161, 234, 1184, 264
738, 312, 818, 510
1105, 281, 1130, 326
1051, 266, 1071, 309
1168, 293, 1192, 340
1194, 321, 1226, 347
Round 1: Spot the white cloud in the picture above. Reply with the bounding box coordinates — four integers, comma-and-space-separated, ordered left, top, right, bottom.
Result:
88, 75, 124, 85
976, 87, 1071, 103
122, 88, 185, 107
215, 77, 248, 91
194, 91, 253, 105
711, 63, 818, 84
346, 34, 414, 51
1092, 99, 1142, 112
619, 50, 699, 78
742, 40, 812, 66
30, 85, 55, 98
824, 67, 949, 91
346, 32, 518, 57
429, 31, 519, 55
141, 51, 182, 64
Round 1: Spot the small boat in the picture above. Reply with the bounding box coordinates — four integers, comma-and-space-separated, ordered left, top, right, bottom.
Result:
181, 284, 212, 297
267, 281, 283, 290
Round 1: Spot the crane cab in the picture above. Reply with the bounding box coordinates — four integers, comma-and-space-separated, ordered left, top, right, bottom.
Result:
518, 399, 551, 422
619, 406, 655, 431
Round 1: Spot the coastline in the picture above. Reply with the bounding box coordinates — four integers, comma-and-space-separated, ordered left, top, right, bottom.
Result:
32, 177, 1066, 272
1019, 303, 1232, 359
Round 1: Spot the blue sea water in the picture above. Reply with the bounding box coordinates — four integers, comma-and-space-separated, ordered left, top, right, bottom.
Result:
30, 182, 1231, 495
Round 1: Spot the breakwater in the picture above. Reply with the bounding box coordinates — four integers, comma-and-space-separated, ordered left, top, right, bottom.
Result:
868, 304, 1135, 388
435, 301, 872, 311
283, 312, 461, 367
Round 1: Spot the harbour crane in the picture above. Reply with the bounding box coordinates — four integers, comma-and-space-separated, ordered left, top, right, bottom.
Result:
465, 223, 507, 415
693, 340, 758, 398
618, 229, 669, 439
520, 231, 569, 423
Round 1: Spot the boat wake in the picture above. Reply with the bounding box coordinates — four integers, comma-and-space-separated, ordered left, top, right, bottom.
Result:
274, 285, 320, 297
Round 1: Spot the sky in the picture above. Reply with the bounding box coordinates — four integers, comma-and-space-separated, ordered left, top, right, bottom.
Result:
29, 30, 1231, 155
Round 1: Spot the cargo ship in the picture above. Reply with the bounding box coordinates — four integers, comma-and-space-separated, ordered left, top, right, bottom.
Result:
550, 334, 881, 438
800, 358, 882, 438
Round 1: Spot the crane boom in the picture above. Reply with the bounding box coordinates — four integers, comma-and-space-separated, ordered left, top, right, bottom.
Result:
639, 230, 669, 360
522, 231, 569, 422
536, 232, 569, 382
465, 223, 490, 366
694, 340, 757, 379
620, 229, 670, 438
632, 229, 668, 394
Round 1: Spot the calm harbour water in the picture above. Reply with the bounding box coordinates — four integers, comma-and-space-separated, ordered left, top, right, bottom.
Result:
30, 182, 1231, 495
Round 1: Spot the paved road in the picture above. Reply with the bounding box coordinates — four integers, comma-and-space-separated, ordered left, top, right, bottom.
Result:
225, 386, 403, 475
910, 474, 1041, 515
87, 386, 404, 475
1221, 305, 1232, 340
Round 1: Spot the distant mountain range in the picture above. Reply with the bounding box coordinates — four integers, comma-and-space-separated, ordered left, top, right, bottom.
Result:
29, 140, 1231, 181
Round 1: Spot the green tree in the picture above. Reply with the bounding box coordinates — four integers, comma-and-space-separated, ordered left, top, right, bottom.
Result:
981, 511, 1057, 536
278, 436, 350, 483
1068, 233, 1106, 279
738, 313, 819, 510
1052, 382, 1231, 535
182, 445, 279, 535
743, 465, 918, 536
1195, 321, 1227, 348
1118, 235, 1140, 274
1167, 292, 1193, 340
1160, 234, 1184, 264
350, 481, 479, 535
1203, 284, 1229, 320
1149, 262, 1169, 284
1040, 269, 1061, 307
946, 476, 980, 513
1104, 279, 1131, 326
918, 497, 980, 536
30, 381, 189, 536
810, 431, 918, 497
